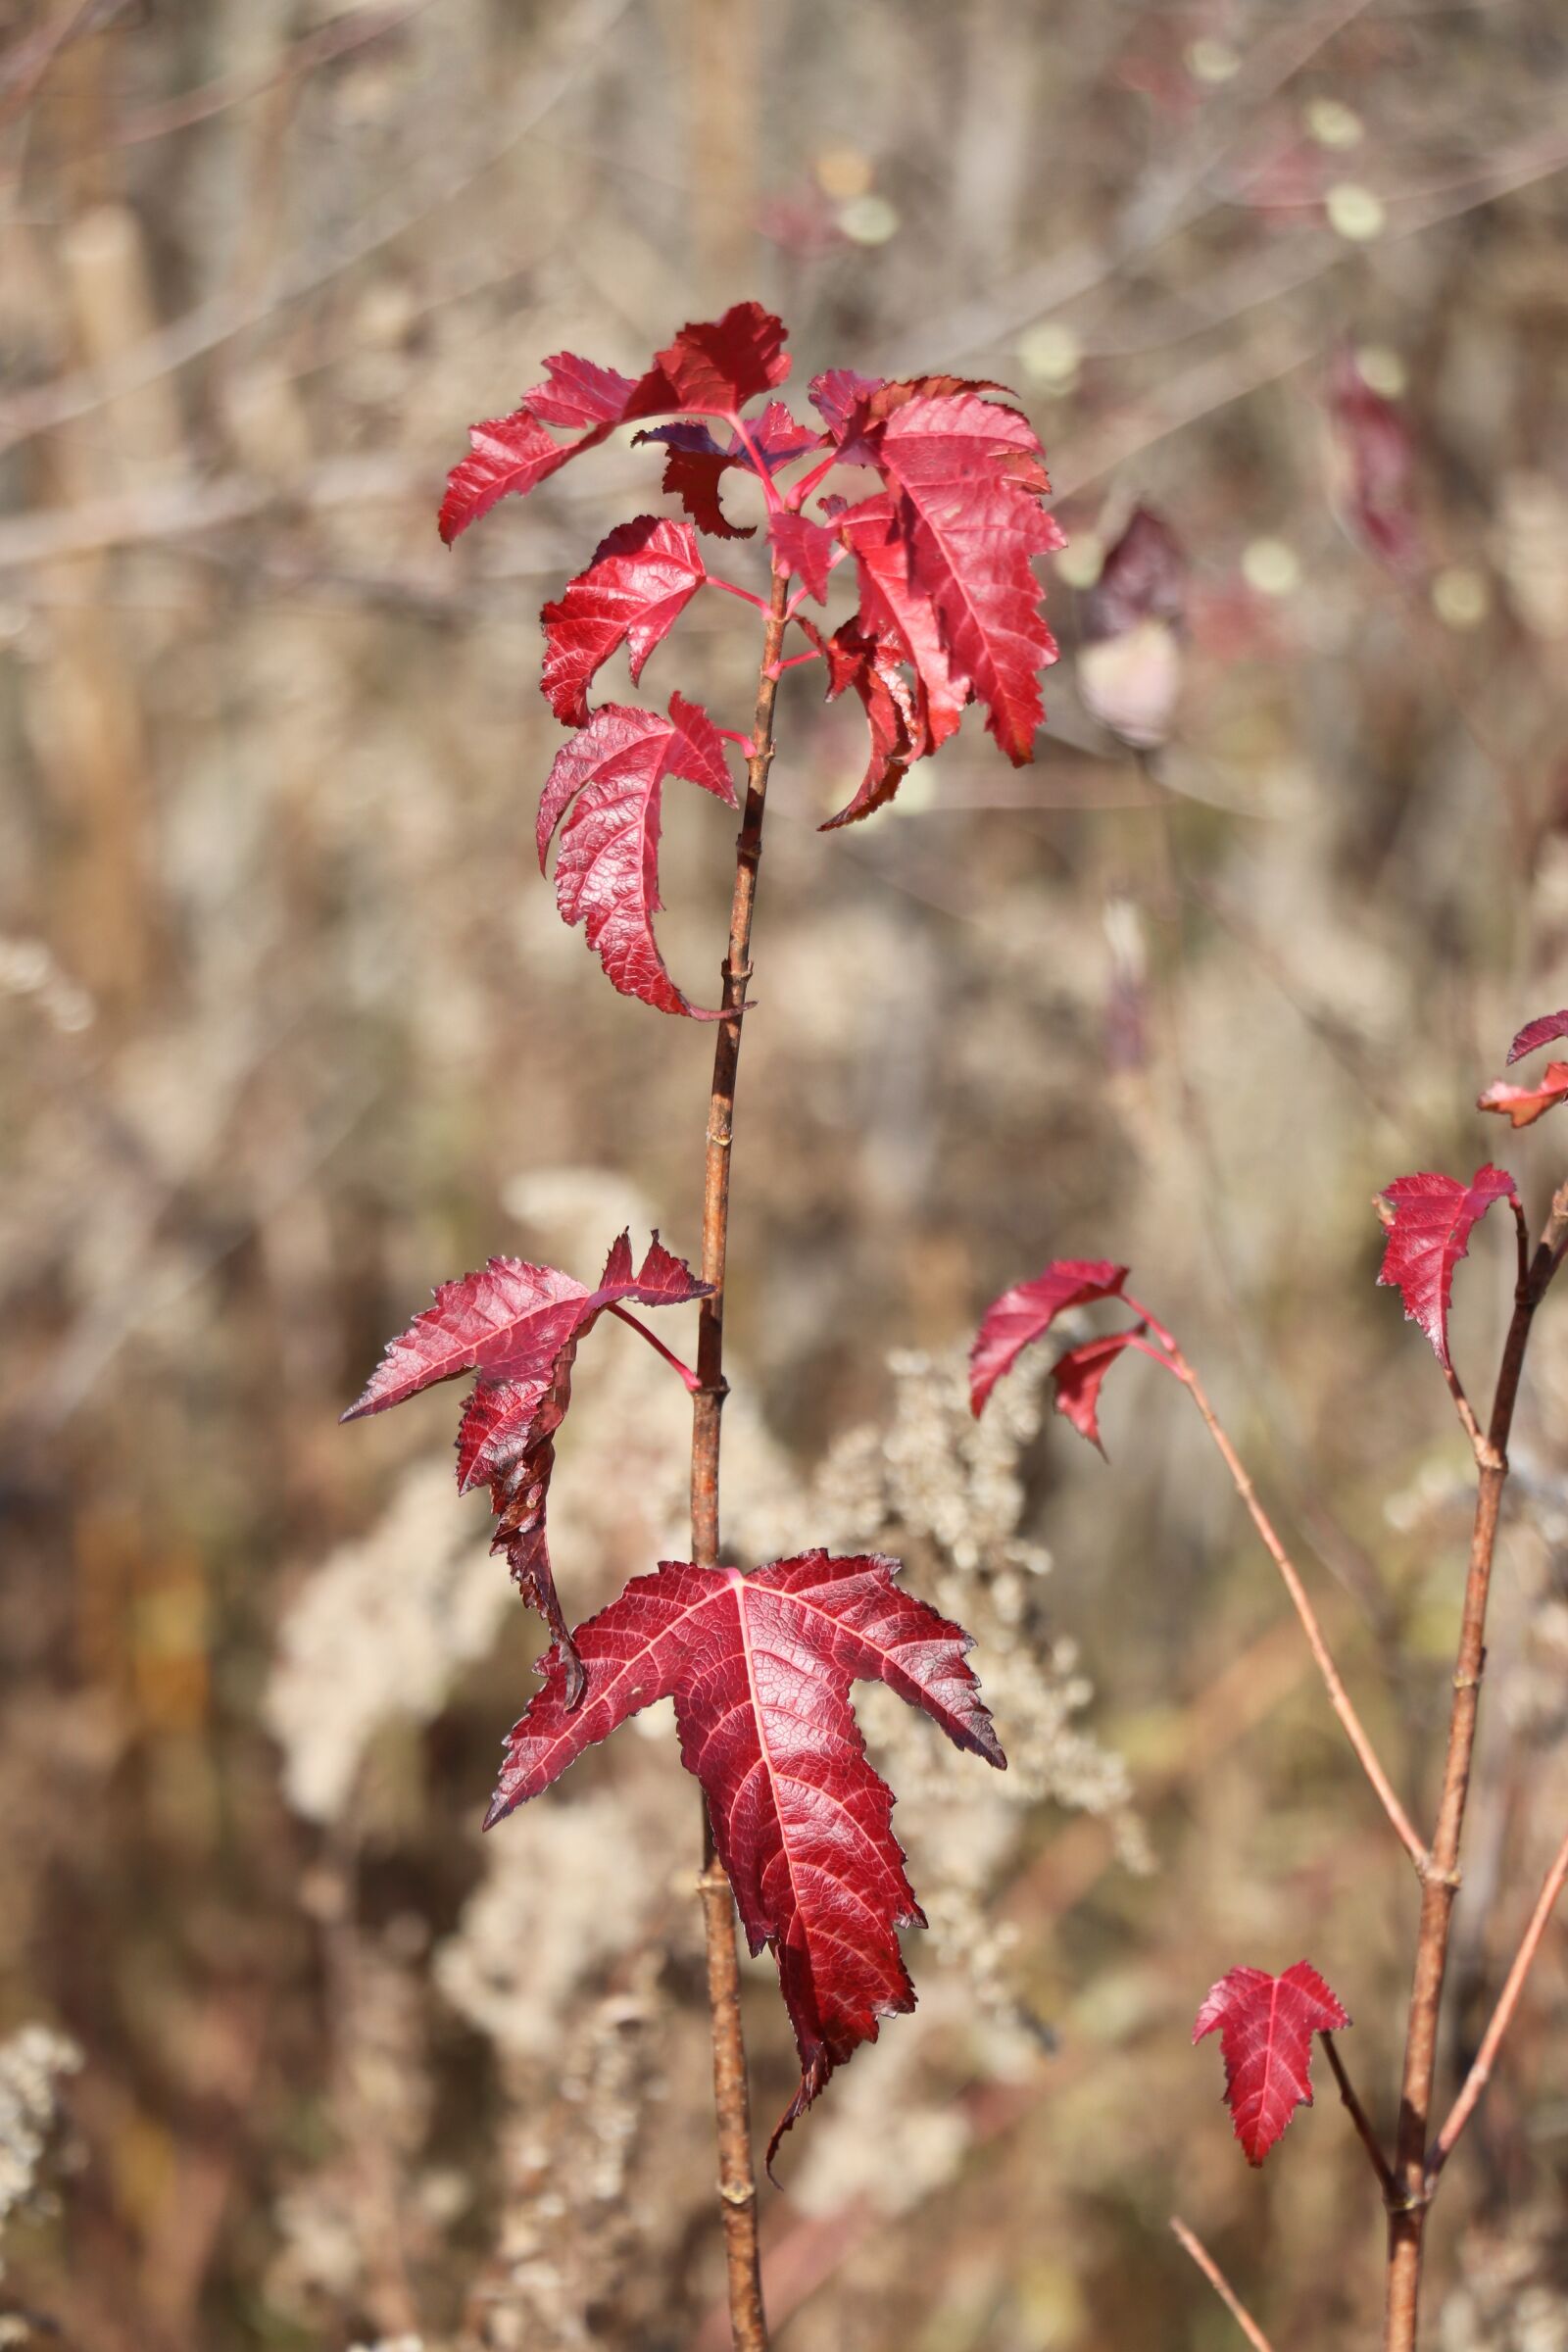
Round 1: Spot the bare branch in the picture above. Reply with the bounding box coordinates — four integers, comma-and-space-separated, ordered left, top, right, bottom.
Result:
1320, 2032, 1396, 2203
1170, 2217, 1276, 2352
1171, 1351, 1427, 1871
1428, 1824, 1568, 2181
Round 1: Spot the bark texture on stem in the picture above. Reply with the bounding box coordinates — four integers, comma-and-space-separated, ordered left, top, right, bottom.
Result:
688, 564, 791, 2352
1383, 1186, 1568, 2352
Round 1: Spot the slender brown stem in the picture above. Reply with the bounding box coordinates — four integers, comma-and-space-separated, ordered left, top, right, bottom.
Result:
1383, 1182, 1568, 2352
1427, 1822, 1568, 2180
1170, 2216, 1276, 2352
1171, 1350, 1427, 1870
1320, 2031, 1396, 2203
688, 563, 792, 2352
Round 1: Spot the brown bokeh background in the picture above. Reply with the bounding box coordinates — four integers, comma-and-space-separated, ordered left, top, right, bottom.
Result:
5, 3, 1568, 2346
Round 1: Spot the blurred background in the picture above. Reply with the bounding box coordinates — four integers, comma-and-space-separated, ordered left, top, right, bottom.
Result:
4, 1, 1568, 2346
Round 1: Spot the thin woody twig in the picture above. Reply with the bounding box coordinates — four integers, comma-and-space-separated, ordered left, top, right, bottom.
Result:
687, 563, 793, 2352
1320, 2032, 1396, 2203
1165, 1348, 1428, 1871
1428, 1822, 1568, 2180
1442, 1363, 1492, 1467
1170, 2217, 1276, 2352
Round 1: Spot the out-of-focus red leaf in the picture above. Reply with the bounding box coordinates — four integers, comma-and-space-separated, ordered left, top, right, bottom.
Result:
1080, 507, 1187, 641
1051, 1329, 1146, 1454
769, 512, 839, 603
487, 1548, 1004, 2162
1376, 1165, 1518, 1369
969, 1259, 1130, 1415
1507, 1009, 1568, 1065
345, 1233, 710, 1696
540, 516, 706, 727
536, 696, 737, 1017
870, 391, 1064, 762
1478, 1063, 1568, 1130
1327, 350, 1424, 576
1194, 1961, 1348, 2165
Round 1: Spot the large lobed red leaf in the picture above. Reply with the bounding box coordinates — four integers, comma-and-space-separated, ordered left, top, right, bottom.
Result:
1376, 1165, 1517, 1370
870, 390, 1063, 763
1194, 1961, 1348, 2165
540, 516, 706, 727
439, 303, 793, 545
969, 1259, 1129, 1415
487, 1549, 1004, 2162
345, 1233, 710, 1698
535, 695, 737, 1017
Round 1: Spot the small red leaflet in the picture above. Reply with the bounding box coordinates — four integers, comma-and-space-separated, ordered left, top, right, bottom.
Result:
969, 1259, 1130, 1416
1375, 1166, 1518, 1370
536, 696, 737, 1018
768, 512, 838, 604
344, 1232, 709, 1700
1507, 1009, 1568, 1064
1194, 1961, 1348, 2165
540, 516, 706, 728
1050, 1329, 1149, 1455
486, 1549, 1004, 2164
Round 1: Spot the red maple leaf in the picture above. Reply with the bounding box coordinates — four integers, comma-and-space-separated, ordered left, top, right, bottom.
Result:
969, 1259, 1130, 1415
535, 696, 737, 1017
1478, 1063, 1568, 1130
486, 1548, 1004, 2162
1506, 1009, 1568, 1064
1194, 1961, 1349, 2165
344, 1233, 710, 1700
439, 304, 793, 545
1376, 1166, 1518, 1369
540, 516, 706, 727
